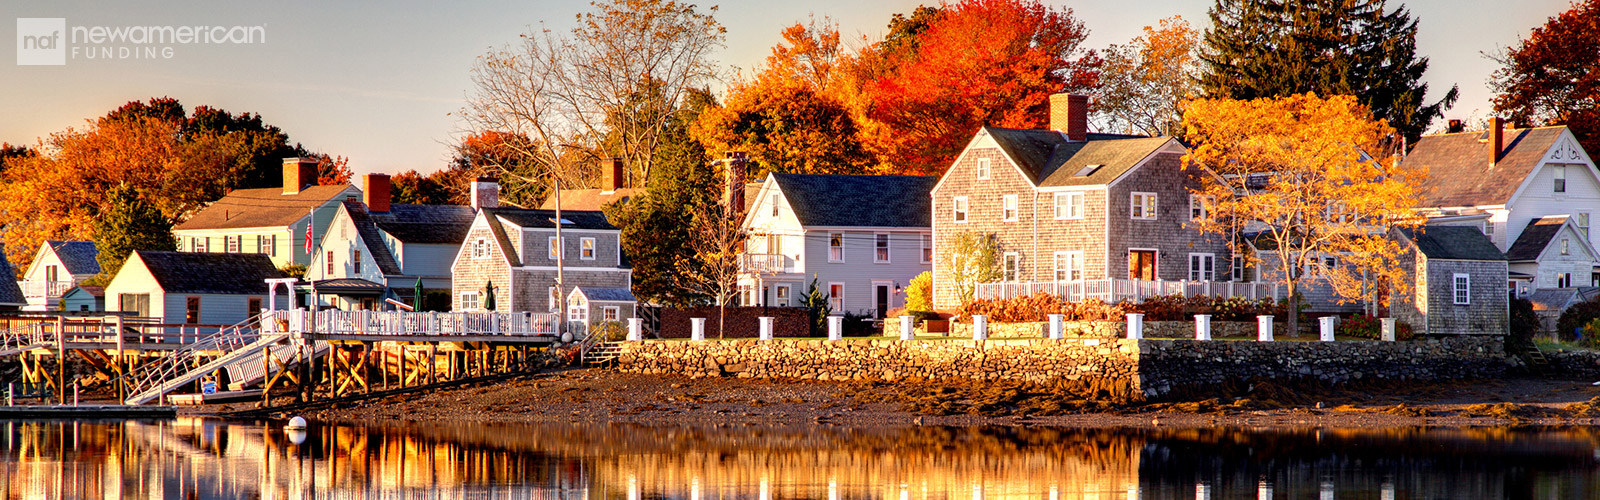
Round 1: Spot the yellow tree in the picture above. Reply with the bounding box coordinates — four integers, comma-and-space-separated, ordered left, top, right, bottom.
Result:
1182, 93, 1423, 334
1096, 16, 1201, 137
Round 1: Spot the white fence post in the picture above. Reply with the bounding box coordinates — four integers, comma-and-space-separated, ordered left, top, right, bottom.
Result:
1257, 315, 1274, 342
1319, 316, 1337, 342
1194, 314, 1212, 341
972, 315, 988, 341
827, 315, 843, 341
627, 318, 643, 341
1381, 318, 1396, 341
690, 318, 706, 342
899, 315, 915, 341
1126, 313, 1144, 340
1047, 314, 1064, 340
758, 316, 774, 342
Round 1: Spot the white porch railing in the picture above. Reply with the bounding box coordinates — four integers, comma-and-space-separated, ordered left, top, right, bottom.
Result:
20, 280, 74, 299
262, 309, 559, 337
974, 279, 1283, 303
739, 254, 790, 274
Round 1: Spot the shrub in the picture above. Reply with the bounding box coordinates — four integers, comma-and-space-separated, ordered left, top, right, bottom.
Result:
1335, 314, 1415, 340
1509, 297, 1537, 340
905, 271, 933, 312
587, 320, 628, 341
1558, 298, 1600, 341
957, 293, 1284, 323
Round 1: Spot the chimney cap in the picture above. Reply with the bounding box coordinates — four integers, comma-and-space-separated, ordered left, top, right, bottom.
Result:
474, 176, 497, 183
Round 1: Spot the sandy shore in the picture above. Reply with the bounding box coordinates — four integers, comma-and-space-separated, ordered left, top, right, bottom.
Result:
184, 367, 1600, 429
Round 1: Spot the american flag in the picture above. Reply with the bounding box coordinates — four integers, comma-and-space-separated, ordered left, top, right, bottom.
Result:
305, 207, 314, 254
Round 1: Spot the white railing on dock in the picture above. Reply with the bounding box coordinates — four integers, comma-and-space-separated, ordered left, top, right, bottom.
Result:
974, 278, 1283, 303
262, 309, 559, 337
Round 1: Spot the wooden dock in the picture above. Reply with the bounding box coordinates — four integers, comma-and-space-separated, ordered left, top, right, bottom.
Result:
0, 405, 177, 419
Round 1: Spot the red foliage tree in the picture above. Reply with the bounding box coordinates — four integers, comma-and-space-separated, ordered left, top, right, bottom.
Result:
1491, 0, 1600, 155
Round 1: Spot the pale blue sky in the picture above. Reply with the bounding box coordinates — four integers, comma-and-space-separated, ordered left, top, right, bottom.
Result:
0, 0, 1571, 176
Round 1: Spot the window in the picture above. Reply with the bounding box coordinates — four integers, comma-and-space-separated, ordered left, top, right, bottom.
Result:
740, 286, 752, 306
1131, 192, 1157, 220
1555, 165, 1567, 193
548, 236, 562, 260
257, 234, 276, 256
1189, 253, 1216, 281
119, 293, 150, 317
1189, 195, 1207, 221
1054, 192, 1084, 220
1232, 255, 1244, 281
921, 234, 933, 264
1562, 238, 1570, 255
875, 234, 890, 263
770, 193, 780, 217
185, 296, 200, 324
976, 158, 991, 179
472, 238, 487, 259
1483, 221, 1495, 242
548, 287, 559, 312
1002, 194, 1019, 222
1579, 213, 1591, 239
952, 197, 969, 223
1053, 251, 1083, 281
193, 237, 208, 253
1453, 273, 1470, 305
248, 298, 262, 315
568, 295, 588, 322
353, 250, 362, 274
766, 234, 781, 255
1559, 273, 1574, 288
580, 237, 596, 260
461, 291, 480, 311
1003, 252, 1021, 282
775, 285, 791, 306
829, 233, 844, 262
226, 235, 239, 253
603, 306, 620, 321
325, 251, 334, 274
828, 283, 844, 312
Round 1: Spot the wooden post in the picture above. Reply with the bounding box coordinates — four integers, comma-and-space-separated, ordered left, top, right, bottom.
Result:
115, 315, 126, 403
55, 317, 66, 405
429, 342, 437, 384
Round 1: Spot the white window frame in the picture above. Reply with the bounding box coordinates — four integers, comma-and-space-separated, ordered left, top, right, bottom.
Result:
1003, 252, 1021, 282
548, 236, 562, 260
952, 196, 969, 223
1189, 194, 1207, 221
1131, 192, 1157, 220
1559, 273, 1573, 288
353, 249, 362, 274
875, 233, 891, 263
548, 287, 559, 312
770, 193, 780, 217
226, 235, 240, 253
775, 284, 791, 307
1562, 238, 1570, 256
193, 237, 208, 253
828, 282, 845, 312
1452, 273, 1470, 305
1555, 164, 1567, 193
1189, 253, 1216, 281
1578, 213, 1591, 240
1231, 255, 1244, 281
976, 158, 991, 180
1053, 251, 1083, 282
921, 234, 933, 264
1483, 221, 1495, 242
325, 250, 334, 275
1002, 194, 1019, 222
473, 238, 487, 259
1054, 192, 1084, 220
829, 233, 845, 262
580, 237, 596, 261
603, 306, 620, 321
460, 291, 480, 311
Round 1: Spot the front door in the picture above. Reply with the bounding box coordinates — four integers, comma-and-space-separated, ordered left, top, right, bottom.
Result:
1129, 250, 1157, 280
875, 284, 890, 318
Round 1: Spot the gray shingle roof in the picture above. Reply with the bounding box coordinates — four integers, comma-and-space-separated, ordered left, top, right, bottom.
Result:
577, 287, 636, 302
372, 204, 477, 244
1405, 126, 1568, 208
1395, 226, 1506, 261
48, 241, 101, 276
0, 245, 25, 306
769, 173, 938, 228
134, 251, 285, 295
343, 200, 404, 276
1506, 216, 1568, 261
983, 126, 1176, 187
490, 208, 616, 230
174, 185, 355, 231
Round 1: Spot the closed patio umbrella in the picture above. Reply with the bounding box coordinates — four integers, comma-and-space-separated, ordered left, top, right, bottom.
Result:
483, 281, 496, 311
413, 278, 425, 311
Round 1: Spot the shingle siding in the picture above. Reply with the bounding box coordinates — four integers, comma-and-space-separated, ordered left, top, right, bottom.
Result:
1105, 152, 1233, 281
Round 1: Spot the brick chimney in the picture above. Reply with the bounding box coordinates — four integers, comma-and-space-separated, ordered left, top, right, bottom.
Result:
1050, 93, 1090, 141
602, 158, 625, 193
723, 152, 747, 215
471, 177, 500, 211
1489, 117, 1505, 168
282, 158, 318, 195
363, 173, 391, 213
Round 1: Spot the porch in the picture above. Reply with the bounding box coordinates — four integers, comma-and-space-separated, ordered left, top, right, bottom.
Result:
975, 279, 1284, 303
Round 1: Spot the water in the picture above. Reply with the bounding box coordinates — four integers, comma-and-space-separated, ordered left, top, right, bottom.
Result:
2, 418, 1598, 499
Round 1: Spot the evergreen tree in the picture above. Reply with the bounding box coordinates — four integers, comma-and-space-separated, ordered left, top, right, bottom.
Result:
1198, 0, 1457, 142
89, 184, 177, 284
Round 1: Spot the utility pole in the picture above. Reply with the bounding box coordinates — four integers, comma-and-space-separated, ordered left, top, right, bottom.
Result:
554, 173, 565, 339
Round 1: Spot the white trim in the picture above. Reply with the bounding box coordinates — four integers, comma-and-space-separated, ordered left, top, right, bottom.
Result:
827, 281, 845, 312
1104, 140, 1187, 189
1188, 252, 1216, 281
976, 157, 992, 180
1452, 272, 1470, 305
1504, 128, 1600, 208
548, 236, 562, 260
1053, 251, 1083, 281
1128, 248, 1159, 280
1054, 191, 1085, 220
519, 227, 619, 235
1189, 194, 1207, 221
920, 233, 933, 264
828, 232, 845, 263
952, 196, 969, 223
513, 265, 633, 272
579, 237, 596, 261
874, 233, 891, 263
1002, 252, 1022, 282
1001, 194, 1019, 222
1130, 192, 1158, 220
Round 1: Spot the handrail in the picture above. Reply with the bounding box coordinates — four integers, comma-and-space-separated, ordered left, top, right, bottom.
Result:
120, 311, 269, 403
263, 309, 559, 337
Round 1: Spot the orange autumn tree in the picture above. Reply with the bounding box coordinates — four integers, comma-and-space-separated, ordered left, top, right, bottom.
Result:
1182, 93, 1423, 334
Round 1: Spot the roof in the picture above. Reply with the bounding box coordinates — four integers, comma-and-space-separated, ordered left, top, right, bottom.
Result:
0, 245, 24, 306
1405, 126, 1568, 208
174, 185, 356, 231
574, 286, 636, 302
343, 200, 404, 275
46, 241, 101, 276
1528, 288, 1579, 311
537, 188, 642, 211
65, 285, 105, 298
489, 208, 616, 230
983, 126, 1175, 187
133, 251, 285, 295
1396, 226, 1506, 261
1505, 216, 1568, 261
304, 278, 388, 294
769, 173, 938, 228
371, 204, 477, 244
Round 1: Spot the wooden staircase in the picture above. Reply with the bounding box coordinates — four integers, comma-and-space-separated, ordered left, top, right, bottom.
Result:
1507, 337, 1553, 375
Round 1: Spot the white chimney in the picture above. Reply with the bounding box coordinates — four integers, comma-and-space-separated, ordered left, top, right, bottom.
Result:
471, 177, 500, 211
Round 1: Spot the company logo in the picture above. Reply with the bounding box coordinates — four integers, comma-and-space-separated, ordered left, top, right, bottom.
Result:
17, 18, 66, 66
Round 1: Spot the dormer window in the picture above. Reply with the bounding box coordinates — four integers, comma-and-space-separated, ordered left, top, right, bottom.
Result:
1562, 238, 1570, 255
1555, 165, 1567, 193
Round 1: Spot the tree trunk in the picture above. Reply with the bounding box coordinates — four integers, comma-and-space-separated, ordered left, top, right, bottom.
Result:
1286, 292, 1301, 338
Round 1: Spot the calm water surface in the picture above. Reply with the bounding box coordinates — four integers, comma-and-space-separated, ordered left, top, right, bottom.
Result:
1, 418, 1597, 499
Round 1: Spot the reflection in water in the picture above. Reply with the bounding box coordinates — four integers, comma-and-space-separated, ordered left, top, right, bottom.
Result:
1, 419, 1598, 499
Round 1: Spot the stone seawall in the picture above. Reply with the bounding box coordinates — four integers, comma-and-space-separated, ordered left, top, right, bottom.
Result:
1542, 349, 1600, 379
613, 336, 1509, 402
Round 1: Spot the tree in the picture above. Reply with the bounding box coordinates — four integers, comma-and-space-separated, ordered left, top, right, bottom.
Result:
864, 0, 1101, 175
1181, 93, 1423, 335
1490, 0, 1600, 155
461, 0, 725, 192
672, 174, 747, 338
1198, 0, 1457, 142
905, 271, 933, 313
944, 230, 1001, 304
1095, 16, 1201, 137
87, 184, 176, 285
390, 169, 454, 205
802, 275, 831, 336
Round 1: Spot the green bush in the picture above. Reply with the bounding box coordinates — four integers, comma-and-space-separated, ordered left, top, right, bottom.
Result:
1335, 314, 1415, 340
588, 320, 628, 342
1558, 298, 1600, 341
1509, 297, 1538, 340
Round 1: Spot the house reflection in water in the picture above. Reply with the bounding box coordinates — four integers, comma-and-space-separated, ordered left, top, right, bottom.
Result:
2, 419, 1599, 499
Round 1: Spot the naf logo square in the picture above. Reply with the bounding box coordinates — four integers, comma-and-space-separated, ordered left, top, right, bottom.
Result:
17, 18, 67, 66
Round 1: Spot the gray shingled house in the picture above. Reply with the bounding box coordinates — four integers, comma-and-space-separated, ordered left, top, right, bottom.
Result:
305, 173, 476, 310
105, 251, 286, 326
740, 173, 938, 316
19, 240, 100, 311
1389, 226, 1510, 336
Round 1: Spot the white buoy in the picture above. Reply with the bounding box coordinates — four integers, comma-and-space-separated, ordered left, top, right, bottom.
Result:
285, 416, 308, 430
287, 429, 308, 445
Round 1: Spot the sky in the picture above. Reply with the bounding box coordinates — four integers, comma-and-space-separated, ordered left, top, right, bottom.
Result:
0, 0, 1574, 177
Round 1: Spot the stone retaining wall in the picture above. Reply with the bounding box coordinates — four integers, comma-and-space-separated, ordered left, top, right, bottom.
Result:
612, 336, 1509, 402
1541, 349, 1600, 379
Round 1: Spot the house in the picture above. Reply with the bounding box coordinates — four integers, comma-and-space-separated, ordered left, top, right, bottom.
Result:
450, 181, 632, 315
172, 158, 361, 269
567, 286, 637, 327
19, 240, 100, 311
105, 251, 285, 326
1405, 120, 1599, 294
304, 173, 476, 310
1389, 225, 1509, 336
0, 245, 25, 311
60, 285, 104, 313
738, 173, 938, 317
928, 93, 1231, 309
538, 158, 641, 211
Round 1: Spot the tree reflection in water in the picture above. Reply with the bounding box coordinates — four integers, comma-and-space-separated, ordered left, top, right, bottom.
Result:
1, 419, 1597, 499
